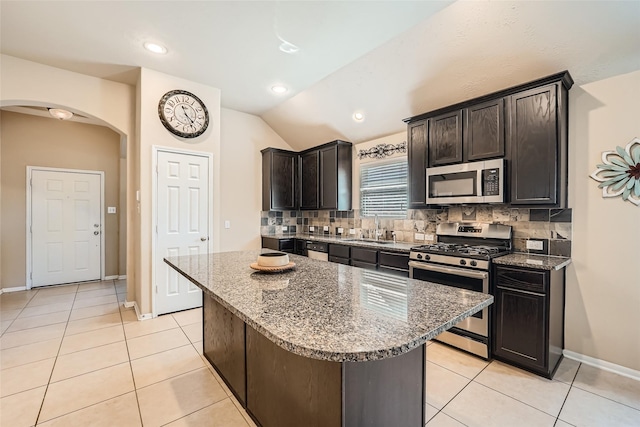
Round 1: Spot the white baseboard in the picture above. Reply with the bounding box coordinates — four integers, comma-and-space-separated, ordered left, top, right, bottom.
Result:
117, 275, 127, 280
104, 275, 118, 280
564, 350, 640, 381
124, 300, 153, 321
1, 286, 28, 293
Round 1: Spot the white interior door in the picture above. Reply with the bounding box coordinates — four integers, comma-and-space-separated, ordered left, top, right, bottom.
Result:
31, 169, 102, 287
155, 150, 209, 315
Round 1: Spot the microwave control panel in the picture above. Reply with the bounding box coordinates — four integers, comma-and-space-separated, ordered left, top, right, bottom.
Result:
483, 168, 500, 196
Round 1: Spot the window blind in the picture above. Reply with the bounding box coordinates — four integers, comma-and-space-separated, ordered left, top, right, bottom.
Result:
360, 158, 408, 218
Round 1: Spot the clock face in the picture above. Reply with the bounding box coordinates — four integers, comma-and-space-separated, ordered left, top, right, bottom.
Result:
158, 90, 209, 138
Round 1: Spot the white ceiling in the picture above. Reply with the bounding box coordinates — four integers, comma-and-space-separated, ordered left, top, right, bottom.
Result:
2, 1, 639, 150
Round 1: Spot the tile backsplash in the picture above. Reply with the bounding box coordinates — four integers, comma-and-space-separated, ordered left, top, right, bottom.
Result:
261, 205, 572, 257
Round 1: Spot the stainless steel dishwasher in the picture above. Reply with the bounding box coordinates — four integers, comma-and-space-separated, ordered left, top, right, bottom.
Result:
305, 241, 328, 261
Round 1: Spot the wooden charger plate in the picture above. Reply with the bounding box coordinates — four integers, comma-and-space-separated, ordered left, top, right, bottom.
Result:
250, 262, 296, 273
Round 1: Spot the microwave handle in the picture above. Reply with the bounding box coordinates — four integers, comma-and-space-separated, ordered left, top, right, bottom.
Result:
477, 167, 483, 197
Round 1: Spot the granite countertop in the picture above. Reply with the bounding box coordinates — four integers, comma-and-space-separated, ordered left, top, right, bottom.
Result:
493, 253, 572, 271
165, 250, 492, 362
262, 233, 415, 253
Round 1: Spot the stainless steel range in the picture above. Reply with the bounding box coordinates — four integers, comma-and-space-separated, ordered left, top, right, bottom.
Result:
409, 222, 511, 358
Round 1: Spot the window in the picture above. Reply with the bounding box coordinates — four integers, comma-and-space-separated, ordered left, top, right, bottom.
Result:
360, 157, 408, 218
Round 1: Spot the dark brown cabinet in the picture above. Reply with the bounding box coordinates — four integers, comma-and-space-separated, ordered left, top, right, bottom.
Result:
508, 83, 568, 206
261, 148, 297, 211
300, 150, 319, 210
464, 98, 505, 162
407, 120, 429, 208
300, 140, 352, 211
492, 265, 565, 379
378, 251, 410, 277
328, 244, 350, 265
429, 110, 463, 166
351, 247, 378, 271
261, 236, 295, 253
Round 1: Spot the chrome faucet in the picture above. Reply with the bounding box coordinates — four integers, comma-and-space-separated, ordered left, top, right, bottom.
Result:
374, 214, 380, 241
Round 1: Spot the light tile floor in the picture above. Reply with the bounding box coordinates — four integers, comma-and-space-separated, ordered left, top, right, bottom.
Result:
1, 280, 639, 426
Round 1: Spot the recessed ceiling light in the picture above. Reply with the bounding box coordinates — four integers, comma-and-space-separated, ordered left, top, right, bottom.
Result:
144, 42, 167, 54
279, 41, 299, 54
271, 85, 288, 94
48, 108, 74, 120
353, 112, 365, 122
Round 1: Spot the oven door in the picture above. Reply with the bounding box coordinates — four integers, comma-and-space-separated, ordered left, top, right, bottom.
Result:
409, 261, 488, 336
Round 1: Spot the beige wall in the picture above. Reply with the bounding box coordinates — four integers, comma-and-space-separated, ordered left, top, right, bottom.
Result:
219, 108, 294, 251
1, 55, 136, 300
135, 68, 221, 315
1, 111, 121, 287
566, 69, 640, 371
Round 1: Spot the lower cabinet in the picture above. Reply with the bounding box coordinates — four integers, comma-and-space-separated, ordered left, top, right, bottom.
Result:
351, 247, 378, 271
261, 236, 295, 253
378, 251, 410, 277
492, 265, 565, 379
328, 244, 350, 265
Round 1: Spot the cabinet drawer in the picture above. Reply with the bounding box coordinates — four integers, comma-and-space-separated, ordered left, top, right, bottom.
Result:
495, 266, 547, 294
378, 251, 409, 271
351, 260, 377, 271
329, 256, 350, 265
351, 247, 378, 264
329, 244, 350, 259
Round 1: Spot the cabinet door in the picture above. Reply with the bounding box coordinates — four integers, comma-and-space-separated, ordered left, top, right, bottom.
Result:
319, 145, 338, 210
429, 110, 463, 166
407, 120, 429, 208
300, 151, 319, 210
464, 98, 505, 162
493, 267, 548, 372
509, 84, 559, 205
271, 151, 297, 210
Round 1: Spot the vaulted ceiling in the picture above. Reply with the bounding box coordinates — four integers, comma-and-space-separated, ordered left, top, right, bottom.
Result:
2, 1, 639, 150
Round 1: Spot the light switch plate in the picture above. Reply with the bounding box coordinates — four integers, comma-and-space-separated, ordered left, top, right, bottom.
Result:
415, 233, 425, 241
424, 234, 435, 241
107, 206, 116, 214
349, 228, 356, 235
323, 226, 329, 232
224, 220, 231, 229
282, 225, 288, 232
309, 226, 315, 232
526, 240, 544, 250
337, 227, 344, 234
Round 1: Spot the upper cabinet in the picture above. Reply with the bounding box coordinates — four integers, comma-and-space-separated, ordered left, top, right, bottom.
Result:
407, 120, 429, 208
404, 71, 573, 208
463, 98, 505, 162
262, 140, 352, 211
429, 110, 463, 166
508, 83, 567, 206
300, 150, 319, 210
301, 140, 352, 211
261, 148, 297, 211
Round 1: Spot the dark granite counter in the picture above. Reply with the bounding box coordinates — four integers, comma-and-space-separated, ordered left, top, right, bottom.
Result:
493, 253, 572, 270
165, 250, 492, 362
262, 233, 414, 253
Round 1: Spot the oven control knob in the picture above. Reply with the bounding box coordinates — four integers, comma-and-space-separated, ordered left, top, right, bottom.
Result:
470, 260, 477, 267
417, 254, 423, 260
424, 254, 430, 261
459, 259, 467, 266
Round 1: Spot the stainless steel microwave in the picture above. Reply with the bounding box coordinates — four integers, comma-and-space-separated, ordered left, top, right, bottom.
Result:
426, 158, 505, 205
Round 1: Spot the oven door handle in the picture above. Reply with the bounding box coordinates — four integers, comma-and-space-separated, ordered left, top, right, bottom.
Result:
409, 261, 488, 280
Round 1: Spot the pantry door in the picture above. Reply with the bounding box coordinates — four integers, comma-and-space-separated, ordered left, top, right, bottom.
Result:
30, 168, 103, 287
155, 149, 210, 315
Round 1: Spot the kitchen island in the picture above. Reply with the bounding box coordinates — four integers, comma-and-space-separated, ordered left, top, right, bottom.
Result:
165, 250, 493, 427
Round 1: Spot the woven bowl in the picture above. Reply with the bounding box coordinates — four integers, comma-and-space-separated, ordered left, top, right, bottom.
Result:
257, 252, 290, 267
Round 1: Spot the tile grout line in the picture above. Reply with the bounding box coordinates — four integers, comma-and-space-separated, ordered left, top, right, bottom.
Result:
0, 289, 39, 338
33, 283, 79, 425
116, 281, 145, 427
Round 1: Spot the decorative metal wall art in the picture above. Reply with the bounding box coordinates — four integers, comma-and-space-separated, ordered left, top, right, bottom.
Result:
589, 137, 640, 206
358, 141, 407, 160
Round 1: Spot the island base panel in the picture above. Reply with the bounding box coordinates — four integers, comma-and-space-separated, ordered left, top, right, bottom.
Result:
246, 324, 342, 427
203, 295, 246, 404
343, 344, 425, 427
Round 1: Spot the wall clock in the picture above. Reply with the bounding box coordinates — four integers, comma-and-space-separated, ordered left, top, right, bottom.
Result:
158, 90, 209, 138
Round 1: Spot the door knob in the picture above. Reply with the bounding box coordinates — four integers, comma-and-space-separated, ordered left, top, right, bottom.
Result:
200, 237, 207, 241
94, 231, 100, 235
94, 224, 100, 228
